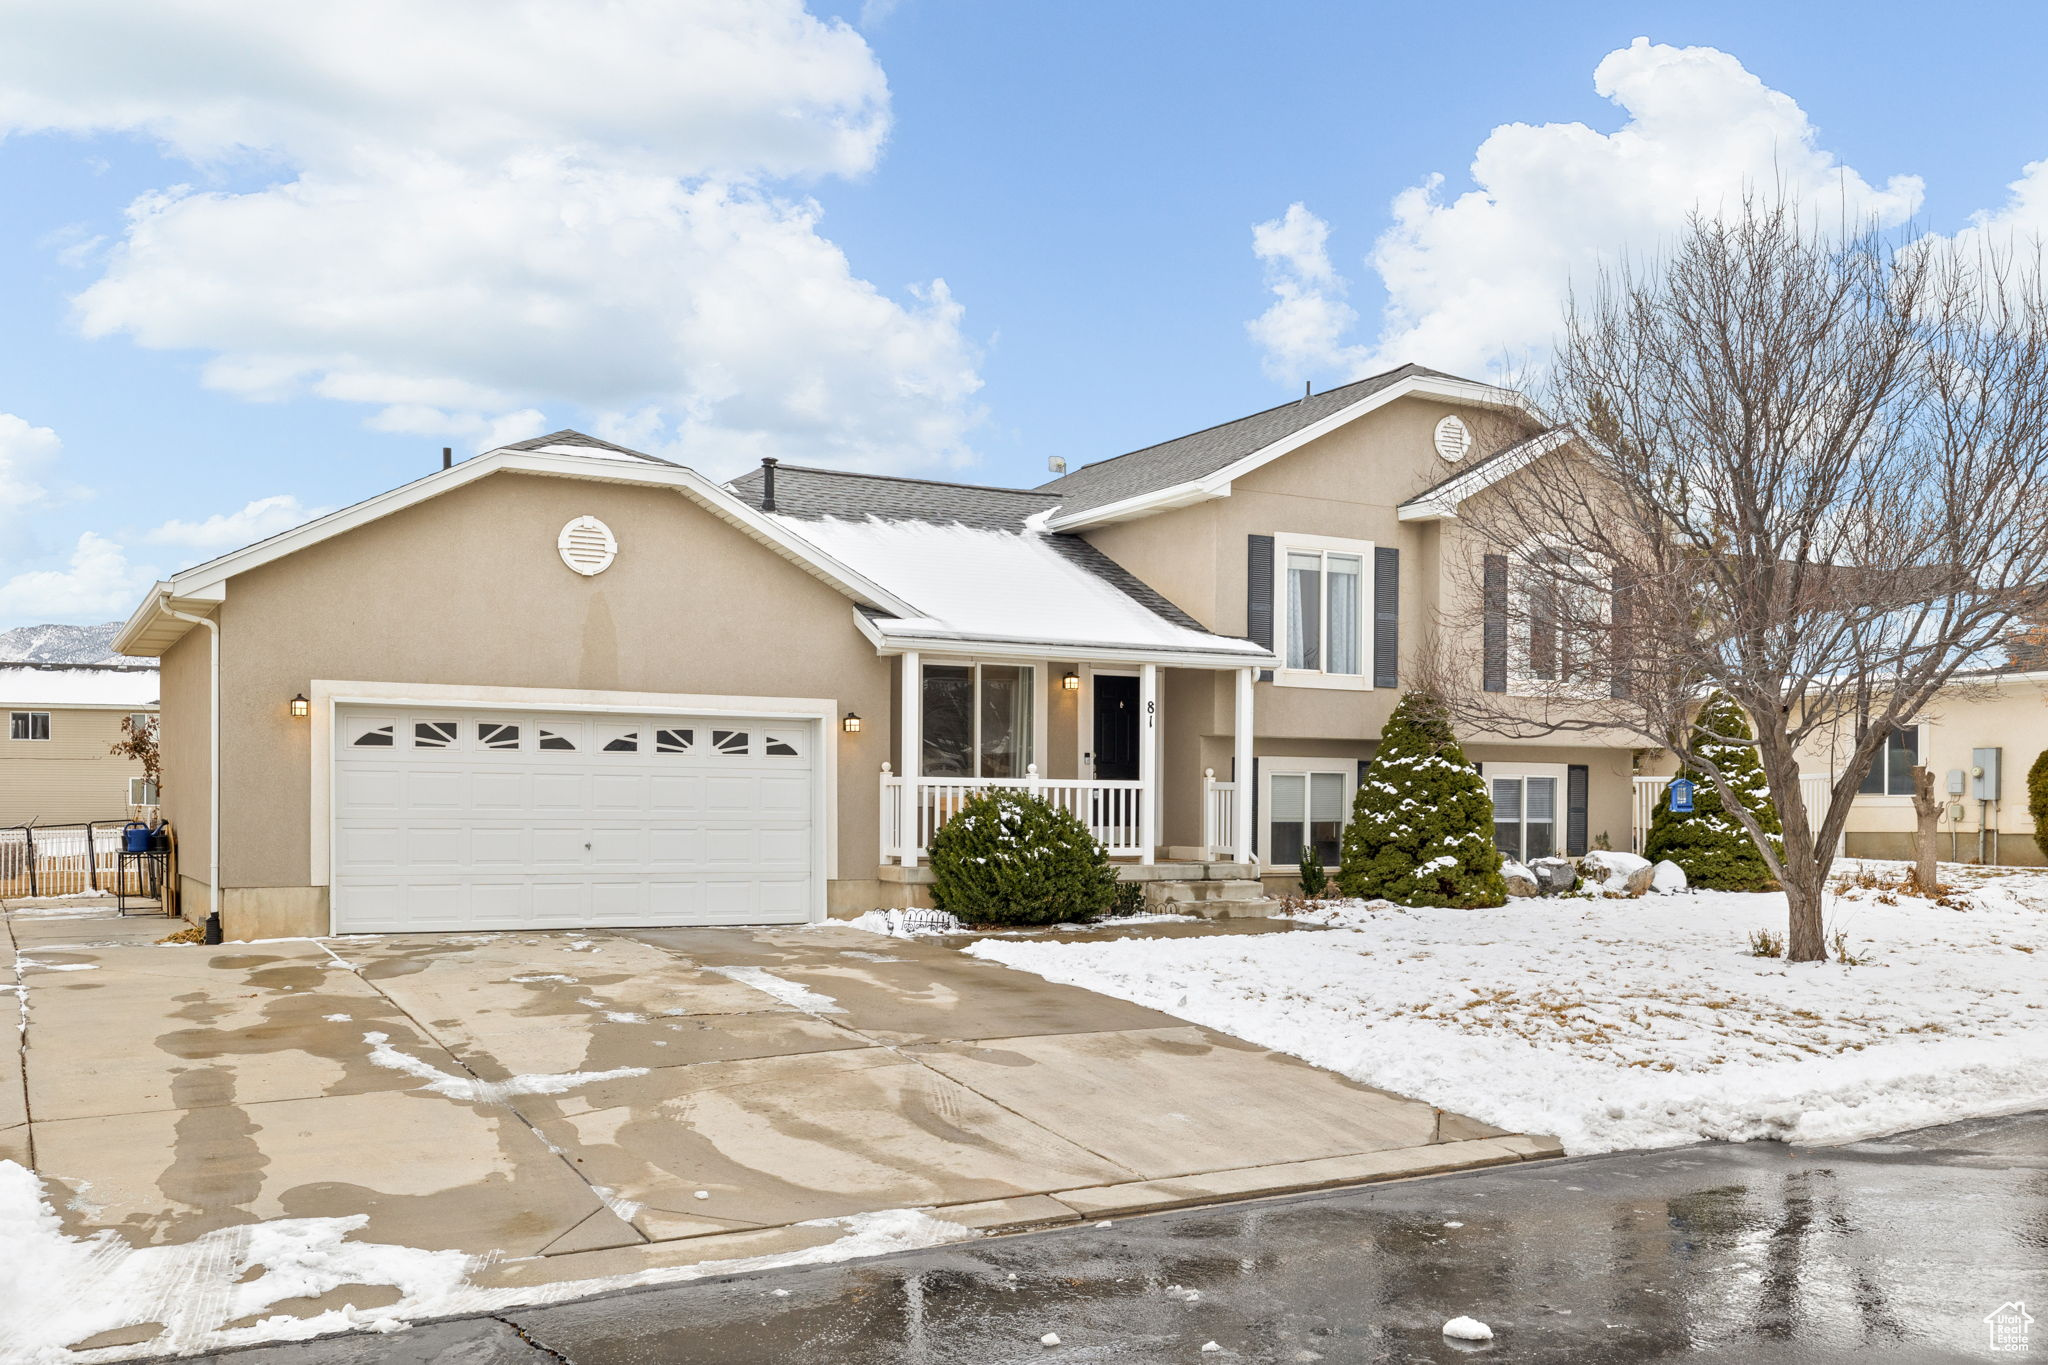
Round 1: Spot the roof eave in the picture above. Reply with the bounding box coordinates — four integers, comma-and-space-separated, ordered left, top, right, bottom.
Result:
851, 607, 1277, 669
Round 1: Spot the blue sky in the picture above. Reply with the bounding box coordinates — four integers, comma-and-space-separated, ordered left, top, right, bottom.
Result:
1, 0, 2046, 627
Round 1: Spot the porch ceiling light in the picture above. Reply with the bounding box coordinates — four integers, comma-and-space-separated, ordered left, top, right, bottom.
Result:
842, 711, 863, 733
289, 693, 310, 719
1061, 671, 1080, 691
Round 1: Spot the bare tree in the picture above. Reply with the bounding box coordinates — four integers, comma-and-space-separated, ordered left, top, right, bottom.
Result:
1446, 202, 2048, 961
1908, 765, 1941, 896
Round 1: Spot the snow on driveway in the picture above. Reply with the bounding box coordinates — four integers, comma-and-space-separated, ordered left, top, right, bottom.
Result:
965, 862, 2048, 1154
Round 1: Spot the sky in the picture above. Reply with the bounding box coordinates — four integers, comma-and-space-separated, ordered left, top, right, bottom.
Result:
1, 0, 2046, 628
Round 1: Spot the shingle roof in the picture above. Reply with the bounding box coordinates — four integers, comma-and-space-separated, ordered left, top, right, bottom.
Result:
498, 429, 677, 464
1398, 426, 1567, 517
728, 463, 1057, 529
725, 464, 1214, 636
1036, 363, 1463, 517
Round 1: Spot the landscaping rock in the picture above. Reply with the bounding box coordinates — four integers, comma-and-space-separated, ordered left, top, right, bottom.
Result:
1581, 849, 1653, 896
1651, 859, 1689, 894
1501, 860, 1540, 898
1529, 857, 1578, 895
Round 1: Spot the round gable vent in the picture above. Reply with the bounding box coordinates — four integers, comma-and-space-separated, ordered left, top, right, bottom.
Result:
1433, 415, 1471, 462
558, 516, 618, 575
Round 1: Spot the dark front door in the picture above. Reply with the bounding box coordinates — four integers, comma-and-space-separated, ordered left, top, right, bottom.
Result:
1092, 675, 1140, 781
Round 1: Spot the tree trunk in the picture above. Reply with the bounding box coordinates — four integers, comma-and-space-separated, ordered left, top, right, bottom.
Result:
1783, 857, 1829, 962
1909, 765, 1942, 896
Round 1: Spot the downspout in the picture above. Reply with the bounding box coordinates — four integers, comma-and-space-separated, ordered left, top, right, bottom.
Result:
161, 597, 222, 942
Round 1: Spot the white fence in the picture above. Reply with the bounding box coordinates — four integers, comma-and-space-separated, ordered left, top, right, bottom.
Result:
1201, 771, 1237, 861
0, 822, 156, 899
879, 765, 1145, 864
1631, 774, 1838, 856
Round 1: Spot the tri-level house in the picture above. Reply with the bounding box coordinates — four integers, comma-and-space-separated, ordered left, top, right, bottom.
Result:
115, 366, 1638, 939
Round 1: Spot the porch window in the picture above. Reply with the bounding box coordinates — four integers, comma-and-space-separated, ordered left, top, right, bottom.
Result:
1284, 550, 1363, 675
1857, 725, 1920, 795
1268, 769, 1348, 867
1489, 770, 1559, 862
921, 663, 1035, 778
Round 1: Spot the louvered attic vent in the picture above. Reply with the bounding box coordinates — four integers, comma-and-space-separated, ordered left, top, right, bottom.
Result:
1433, 415, 1471, 462
558, 516, 618, 575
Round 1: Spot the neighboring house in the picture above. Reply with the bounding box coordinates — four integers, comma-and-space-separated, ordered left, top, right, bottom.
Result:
0, 663, 160, 827
113, 374, 1639, 940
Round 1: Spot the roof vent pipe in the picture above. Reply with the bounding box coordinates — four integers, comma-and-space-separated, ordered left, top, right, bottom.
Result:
760, 457, 778, 511
442, 447, 452, 470
1304, 381, 1312, 401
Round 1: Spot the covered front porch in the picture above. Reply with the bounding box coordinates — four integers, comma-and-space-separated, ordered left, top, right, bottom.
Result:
874, 650, 1260, 869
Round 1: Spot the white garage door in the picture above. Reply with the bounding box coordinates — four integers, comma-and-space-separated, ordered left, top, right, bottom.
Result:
332, 704, 817, 933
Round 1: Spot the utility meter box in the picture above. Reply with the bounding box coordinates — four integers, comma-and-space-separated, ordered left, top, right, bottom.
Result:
1947, 768, 1967, 795
1972, 748, 2002, 802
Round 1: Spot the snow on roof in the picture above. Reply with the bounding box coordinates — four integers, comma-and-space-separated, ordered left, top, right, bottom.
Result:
0, 664, 159, 707
778, 515, 1267, 658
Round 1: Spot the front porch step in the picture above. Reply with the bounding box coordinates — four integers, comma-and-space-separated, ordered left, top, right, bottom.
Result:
1140, 879, 1282, 917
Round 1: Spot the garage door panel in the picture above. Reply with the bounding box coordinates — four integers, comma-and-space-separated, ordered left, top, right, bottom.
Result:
333, 704, 817, 933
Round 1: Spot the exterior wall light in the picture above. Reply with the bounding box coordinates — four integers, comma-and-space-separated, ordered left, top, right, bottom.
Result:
1061, 671, 1080, 691
289, 693, 311, 719
842, 712, 862, 733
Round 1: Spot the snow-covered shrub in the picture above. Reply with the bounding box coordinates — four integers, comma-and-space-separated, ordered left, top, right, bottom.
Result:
1339, 692, 1507, 908
2029, 748, 2048, 863
926, 789, 1119, 925
1644, 691, 1782, 891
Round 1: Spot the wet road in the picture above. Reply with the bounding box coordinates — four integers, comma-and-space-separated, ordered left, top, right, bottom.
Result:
195, 1111, 2046, 1365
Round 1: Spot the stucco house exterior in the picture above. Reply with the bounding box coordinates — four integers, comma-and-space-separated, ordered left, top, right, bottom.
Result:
0, 663, 160, 827
114, 367, 1643, 940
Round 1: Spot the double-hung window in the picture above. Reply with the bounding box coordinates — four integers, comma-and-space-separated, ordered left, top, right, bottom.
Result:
1280, 538, 1368, 681
9, 711, 50, 741
1484, 764, 1564, 862
1263, 761, 1353, 867
921, 662, 1036, 778
1857, 726, 1921, 796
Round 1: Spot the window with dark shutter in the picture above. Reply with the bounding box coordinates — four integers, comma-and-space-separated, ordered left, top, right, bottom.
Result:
1608, 568, 1633, 699
1373, 546, 1399, 688
1482, 553, 1508, 692
1247, 535, 1274, 648
1566, 764, 1589, 856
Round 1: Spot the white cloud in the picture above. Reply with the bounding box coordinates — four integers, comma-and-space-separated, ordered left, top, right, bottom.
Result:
1250, 38, 1926, 383
1247, 203, 1367, 382
0, 412, 62, 521
142, 495, 332, 553
1, 0, 986, 475
0, 533, 156, 620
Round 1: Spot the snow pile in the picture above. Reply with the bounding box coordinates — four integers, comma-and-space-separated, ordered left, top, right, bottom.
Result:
966, 871, 2048, 1154
0, 664, 157, 707
843, 908, 965, 938
0, 1160, 974, 1362
708, 965, 846, 1014
361, 1032, 646, 1103
1442, 1316, 1493, 1341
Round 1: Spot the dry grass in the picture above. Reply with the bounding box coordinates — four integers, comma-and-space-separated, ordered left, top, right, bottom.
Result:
1747, 927, 1785, 958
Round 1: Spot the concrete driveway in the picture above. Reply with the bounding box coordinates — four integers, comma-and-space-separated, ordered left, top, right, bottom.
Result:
3, 902, 1557, 1345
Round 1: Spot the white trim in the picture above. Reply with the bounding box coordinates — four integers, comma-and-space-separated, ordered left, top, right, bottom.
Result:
1478, 762, 1568, 863
6, 710, 51, 741
1232, 668, 1255, 866
1398, 427, 1572, 521
308, 679, 839, 929
1139, 663, 1159, 865
115, 448, 921, 658
851, 606, 1272, 670
1046, 373, 1527, 531
910, 657, 1046, 780
1077, 664, 1139, 779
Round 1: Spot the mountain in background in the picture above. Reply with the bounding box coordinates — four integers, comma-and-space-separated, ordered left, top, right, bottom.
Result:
0, 622, 131, 664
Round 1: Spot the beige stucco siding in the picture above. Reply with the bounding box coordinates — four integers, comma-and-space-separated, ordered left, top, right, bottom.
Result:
0, 705, 152, 827
177, 470, 890, 916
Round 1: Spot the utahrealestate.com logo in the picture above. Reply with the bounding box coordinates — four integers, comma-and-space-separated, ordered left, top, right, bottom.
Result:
1985, 1302, 2034, 1353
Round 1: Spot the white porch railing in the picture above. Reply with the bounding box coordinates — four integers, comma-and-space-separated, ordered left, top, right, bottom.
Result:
880, 764, 1147, 863
1630, 773, 1839, 856
1202, 770, 1237, 862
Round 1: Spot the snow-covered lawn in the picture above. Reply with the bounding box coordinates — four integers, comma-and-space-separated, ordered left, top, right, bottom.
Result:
965, 860, 2048, 1154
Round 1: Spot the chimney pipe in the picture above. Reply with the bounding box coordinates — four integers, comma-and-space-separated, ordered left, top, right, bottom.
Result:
760, 457, 778, 511
442, 447, 452, 470
1304, 381, 1312, 401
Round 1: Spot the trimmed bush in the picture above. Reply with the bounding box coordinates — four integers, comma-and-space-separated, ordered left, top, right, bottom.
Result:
1644, 691, 1782, 891
2029, 748, 2048, 863
926, 789, 1120, 925
1339, 692, 1507, 908
1297, 845, 1329, 899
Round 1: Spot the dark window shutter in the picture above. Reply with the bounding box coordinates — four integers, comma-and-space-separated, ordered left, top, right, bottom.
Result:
1248, 756, 1261, 862
1608, 568, 1633, 700
1373, 546, 1399, 689
1248, 534, 1276, 682
1482, 553, 1509, 693
1567, 764, 1589, 856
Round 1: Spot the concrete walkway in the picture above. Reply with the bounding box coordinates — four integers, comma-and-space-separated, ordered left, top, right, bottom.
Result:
3, 901, 1557, 1352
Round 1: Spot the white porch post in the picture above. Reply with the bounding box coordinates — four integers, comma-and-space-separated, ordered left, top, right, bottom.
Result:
899, 650, 920, 867
1233, 666, 1255, 867
1139, 662, 1159, 865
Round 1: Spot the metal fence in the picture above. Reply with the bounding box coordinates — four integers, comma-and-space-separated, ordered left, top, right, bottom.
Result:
0, 822, 159, 899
